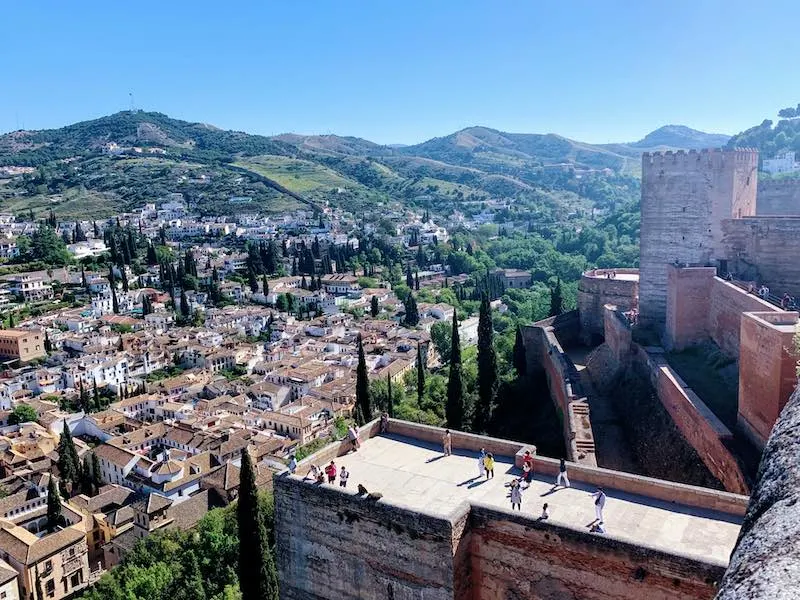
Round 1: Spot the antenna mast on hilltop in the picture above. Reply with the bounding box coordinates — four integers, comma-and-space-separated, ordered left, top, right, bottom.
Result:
129, 92, 135, 112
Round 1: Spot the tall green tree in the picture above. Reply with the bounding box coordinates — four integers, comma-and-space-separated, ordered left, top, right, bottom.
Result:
57, 422, 80, 490
91, 452, 102, 492
81, 454, 94, 496
445, 310, 465, 430
549, 278, 564, 317
417, 344, 425, 406
180, 290, 190, 317
46, 476, 63, 532
173, 550, 206, 600
238, 451, 278, 600
370, 295, 379, 318
386, 373, 393, 415
355, 335, 372, 425
474, 295, 497, 434
403, 293, 419, 327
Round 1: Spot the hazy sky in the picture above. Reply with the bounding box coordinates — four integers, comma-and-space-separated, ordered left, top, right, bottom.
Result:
2, 1, 798, 144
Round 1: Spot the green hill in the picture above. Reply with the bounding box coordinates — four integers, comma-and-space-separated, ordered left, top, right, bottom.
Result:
0, 111, 664, 220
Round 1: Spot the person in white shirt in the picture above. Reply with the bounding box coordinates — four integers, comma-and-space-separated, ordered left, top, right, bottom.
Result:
339, 466, 350, 488
592, 487, 606, 524
288, 454, 297, 474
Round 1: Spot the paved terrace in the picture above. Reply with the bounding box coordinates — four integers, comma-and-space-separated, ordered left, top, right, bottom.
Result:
310, 433, 742, 565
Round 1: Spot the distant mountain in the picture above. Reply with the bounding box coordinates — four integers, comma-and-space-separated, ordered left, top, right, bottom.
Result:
0, 110, 295, 166
271, 133, 388, 156
398, 126, 629, 171
628, 125, 730, 150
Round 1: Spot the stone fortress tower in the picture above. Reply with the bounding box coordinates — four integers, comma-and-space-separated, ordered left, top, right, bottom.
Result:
638, 149, 759, 327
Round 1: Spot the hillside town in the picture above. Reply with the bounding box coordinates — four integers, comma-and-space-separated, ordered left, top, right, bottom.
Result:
0, 195, 504, 599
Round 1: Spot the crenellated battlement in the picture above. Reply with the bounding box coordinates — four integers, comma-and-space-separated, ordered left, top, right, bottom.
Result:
642, 148, 758, 171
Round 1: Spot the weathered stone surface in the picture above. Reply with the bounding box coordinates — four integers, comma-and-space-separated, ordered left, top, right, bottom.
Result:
716, 385, 800, 600
756, 179, 800, 216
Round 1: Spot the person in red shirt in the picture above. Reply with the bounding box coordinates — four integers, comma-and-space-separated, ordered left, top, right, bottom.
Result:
325, 461, 337, 484
522, 450, 535, 484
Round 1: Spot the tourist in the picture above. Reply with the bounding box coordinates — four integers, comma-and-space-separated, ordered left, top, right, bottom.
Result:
592, 487, 606, 524
288, 454, 297, 475
590, 521, 606, 534
339, 466, 349, 488
443, 429, 452, 456
521, 462, 532, 487
348, 425, 360, 451
510, 480, 522, 511
380, 411, 389, 433
522, 450, 534, 483
556, 458, 570, 488
484, 453, 495, 479
478, 448, 486, 478
540, 503, 549, 520
782, 293, 791, 309
325, 461, 337, 484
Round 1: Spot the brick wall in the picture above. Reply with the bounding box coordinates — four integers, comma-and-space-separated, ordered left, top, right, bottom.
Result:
633, 347, 749, 495
738, 311, 799, 448
721, 216, 800, 298
708, 278, 778, 358
665, 266, 715, 351
470, 505, 726, 600
523, 312, 597, 465
275, 475, 463, 600
639, 149, 758, 327
756, 179, 800, 216
578, 270, 639, 340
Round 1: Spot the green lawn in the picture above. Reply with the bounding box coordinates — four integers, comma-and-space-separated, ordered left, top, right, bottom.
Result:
236, 155, 363, 195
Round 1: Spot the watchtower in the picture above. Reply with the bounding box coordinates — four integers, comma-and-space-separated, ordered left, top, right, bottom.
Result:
638, 148, 758, 328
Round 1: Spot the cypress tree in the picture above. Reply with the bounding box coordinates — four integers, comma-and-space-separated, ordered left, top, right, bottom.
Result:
8, 313, 14, 328
403, 294, 419, 327
81, 454, 94, 496
238, 451, 278, 600
417, 344, 425, 406
180, 290, 190, 317
44, 332, 52, 354
414, 271, 420, 291
513, 326, 527, 376
549, 278, 564, 317
57, 422, 80, 490
445, 310, 465, 430
474, 294, 497, 434
174, 550, 206, 600
111, 287, 119, 314
262, 276, 269, 296
370, 295, 379, 318
355, 336, 372, 425
406, 265, 414, 289
81, 265, 87, 289
146, 243, 157, 266
386, 373, 393, 415
46, 477, 63, 532
91, 452, 102, 491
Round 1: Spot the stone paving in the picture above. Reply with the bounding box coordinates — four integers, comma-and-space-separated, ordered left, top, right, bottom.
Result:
304, 434, 742, 564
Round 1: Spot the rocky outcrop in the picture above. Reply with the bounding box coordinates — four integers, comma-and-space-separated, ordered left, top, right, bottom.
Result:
716, 384, 800, 599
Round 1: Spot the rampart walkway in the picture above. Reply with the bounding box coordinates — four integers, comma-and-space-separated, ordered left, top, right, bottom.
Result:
317, 434, 742, 565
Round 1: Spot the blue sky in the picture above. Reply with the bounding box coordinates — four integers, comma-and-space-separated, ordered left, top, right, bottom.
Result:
2, 1, 798, 144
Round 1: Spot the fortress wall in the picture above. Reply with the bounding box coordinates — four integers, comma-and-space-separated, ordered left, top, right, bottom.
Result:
639, 149, 758, 327
469, 504, 726, 600
737, 312, 799, 449
665, 266, 715, 351
295, 418, 383, 472
756, 179, 800, 216
721, 216, 800, 298
708, 277, 778, 358
525, 312, 597, 465
387, 420, 748, 517
578, 269, 639, 340
603, 304, 633, 370
633, 347, 749, 495
274, 474, 464, 600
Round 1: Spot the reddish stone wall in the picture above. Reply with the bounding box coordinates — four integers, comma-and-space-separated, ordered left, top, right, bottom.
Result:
756, 179, 800, 216
604, 304, 633, 369
737, 312, 799, 448
470, 505, 726, 600
665, 266, 715, 351
635, 347, 749, 495
708, 278, 778, 358
578, 269, 639, 339
527, 313, 598, 465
